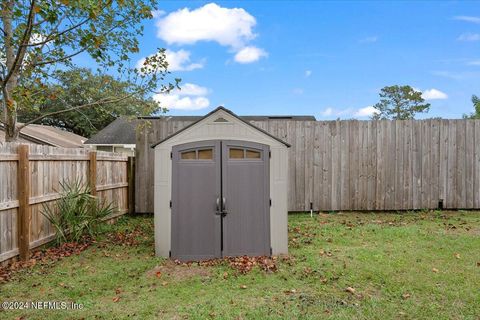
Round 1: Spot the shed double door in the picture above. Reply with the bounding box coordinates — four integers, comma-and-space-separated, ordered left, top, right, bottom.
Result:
171, 140, 270, 261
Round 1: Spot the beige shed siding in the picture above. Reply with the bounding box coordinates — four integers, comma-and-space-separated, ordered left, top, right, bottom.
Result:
154, 109, 289, 257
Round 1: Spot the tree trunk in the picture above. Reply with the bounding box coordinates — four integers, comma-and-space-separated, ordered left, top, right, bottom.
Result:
1, 0, 22, 142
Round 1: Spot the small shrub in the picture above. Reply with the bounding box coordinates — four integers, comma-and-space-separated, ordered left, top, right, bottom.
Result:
42, 180, 114, 244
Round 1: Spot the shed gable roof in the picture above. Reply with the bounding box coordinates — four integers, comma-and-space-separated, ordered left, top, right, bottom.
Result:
151, 107, 290, 148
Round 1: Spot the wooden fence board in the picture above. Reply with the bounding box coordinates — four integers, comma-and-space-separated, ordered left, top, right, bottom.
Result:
0, 143, 131, 263
474, 121, 480, 208
313, 122, 322, 211
304, 121, 314, 211
135, 118, 480, 213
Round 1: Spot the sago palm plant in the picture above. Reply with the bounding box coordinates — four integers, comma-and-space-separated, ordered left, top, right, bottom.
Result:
42, 180, 114, 244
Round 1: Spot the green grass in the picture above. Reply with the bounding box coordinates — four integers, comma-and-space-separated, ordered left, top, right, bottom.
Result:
1, 211, 479, 319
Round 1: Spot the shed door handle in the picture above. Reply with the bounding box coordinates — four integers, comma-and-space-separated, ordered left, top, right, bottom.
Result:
215, 197, 228, 216
222, 197, 228, 215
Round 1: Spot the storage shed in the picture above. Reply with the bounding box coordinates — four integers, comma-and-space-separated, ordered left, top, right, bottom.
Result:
152, 107, 290, 261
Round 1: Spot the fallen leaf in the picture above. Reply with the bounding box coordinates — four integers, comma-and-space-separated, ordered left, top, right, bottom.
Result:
115, 288, 122, 295
155, 271, 162, 278
283, 289, 297, 295
454, 253, 460, 259
161, 281, 168, 286
345, 287, 356, 294
240, 285, 247, 289
432, 268, 439, 273
223, 272, 229, 279
402, 293, 411, 300
112, 296, 120, 303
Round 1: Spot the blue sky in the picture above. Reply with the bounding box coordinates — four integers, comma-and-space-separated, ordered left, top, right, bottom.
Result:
105, 1, 480, 119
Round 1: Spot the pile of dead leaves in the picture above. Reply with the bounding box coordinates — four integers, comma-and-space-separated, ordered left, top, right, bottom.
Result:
0, 240, 91, 283
105, 226, 147, 247
227, 256, 278, 274
174, 256, 278, 274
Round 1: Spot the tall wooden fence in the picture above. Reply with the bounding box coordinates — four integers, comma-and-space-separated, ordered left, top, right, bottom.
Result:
136, 119, 480, 213
0, 143, 133, 263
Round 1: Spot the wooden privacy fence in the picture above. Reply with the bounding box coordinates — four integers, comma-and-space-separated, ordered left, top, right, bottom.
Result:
136, 118, 480, 213
0, 143, 134, 263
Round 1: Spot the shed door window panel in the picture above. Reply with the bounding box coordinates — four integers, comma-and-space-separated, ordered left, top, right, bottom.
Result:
229, 147, 262, 160
181, 148, 214, 160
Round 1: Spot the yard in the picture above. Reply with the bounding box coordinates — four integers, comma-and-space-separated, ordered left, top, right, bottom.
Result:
1, 211, 479, 319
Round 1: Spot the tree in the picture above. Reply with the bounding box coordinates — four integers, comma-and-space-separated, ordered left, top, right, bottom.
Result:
1, 0, 176, 141
17, 68, 161, 137
463, 95, 480, 119
371, 85, 431, 120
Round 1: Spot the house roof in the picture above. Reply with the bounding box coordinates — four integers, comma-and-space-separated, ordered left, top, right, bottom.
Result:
151, 106, 291, 148
139, 115, 316, 121
85, 117, 138, 145
0, 123, 87, 148
86, 112, 314, 146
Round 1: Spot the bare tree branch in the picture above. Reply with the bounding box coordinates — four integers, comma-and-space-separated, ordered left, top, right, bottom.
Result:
3, 0, 36, 86
27, 16, 90, 47
17, 92, 138, 130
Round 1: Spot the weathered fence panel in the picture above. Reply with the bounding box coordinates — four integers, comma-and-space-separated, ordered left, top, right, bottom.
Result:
0, 143, 131, 263
136, 118, 480, 213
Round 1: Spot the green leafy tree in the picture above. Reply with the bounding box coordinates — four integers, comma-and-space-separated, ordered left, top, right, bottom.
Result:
463, 95, 480, 119
372, 85, 431, 120
18, 68, 162, 137
1, 0, 177, 141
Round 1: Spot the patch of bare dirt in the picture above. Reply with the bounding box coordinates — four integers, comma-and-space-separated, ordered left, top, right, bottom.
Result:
148, 256, 279, 281
147, 260, 212, 281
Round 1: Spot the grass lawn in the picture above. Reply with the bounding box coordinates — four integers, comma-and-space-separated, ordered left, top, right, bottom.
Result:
1, 211, 479, 319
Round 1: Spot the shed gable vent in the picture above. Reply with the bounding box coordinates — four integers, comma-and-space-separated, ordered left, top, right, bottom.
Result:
213, 117, 229, 123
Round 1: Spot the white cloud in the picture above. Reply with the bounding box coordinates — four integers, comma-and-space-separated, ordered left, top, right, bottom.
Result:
305, 70, 312, 77
354, 106, 378, 117
151, 10, 165, 18
155, 95, 210, 110
136, 49, 203, 73
319, 106, 378, 118
29, 33, 47, 45
156, 3, 256, 48
468, 60, 480, 66
234, 46, 267, 63
165, 49, 204, 71
454, 16, 480, 24
457, 33, 480, 41
153, 83, 210, 110
155, 3, 267, 64
175, 83, 209, 96
359, 36, 378, 43
422, 88, 448, 100
321, 108, 333, 116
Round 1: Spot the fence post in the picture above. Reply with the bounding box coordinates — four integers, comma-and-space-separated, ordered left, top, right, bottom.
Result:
17, 144, 31, 261
89, 151, 97, 196
127, 156, 135, 214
